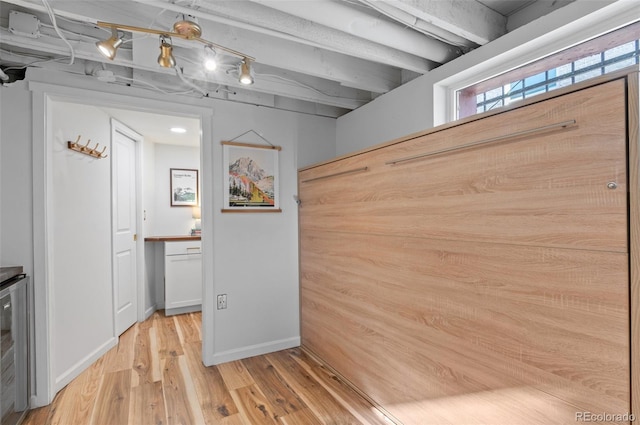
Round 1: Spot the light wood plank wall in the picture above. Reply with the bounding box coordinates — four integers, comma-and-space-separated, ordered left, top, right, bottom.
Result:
299, 71, 639, 425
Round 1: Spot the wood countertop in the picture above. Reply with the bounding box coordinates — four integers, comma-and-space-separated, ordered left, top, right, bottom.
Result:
144, 235, 201, 242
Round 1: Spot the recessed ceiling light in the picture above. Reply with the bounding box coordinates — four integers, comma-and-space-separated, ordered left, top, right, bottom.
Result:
170, 127, 187, 134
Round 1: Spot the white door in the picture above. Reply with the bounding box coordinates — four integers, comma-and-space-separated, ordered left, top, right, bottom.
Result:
112, 122, 139, 335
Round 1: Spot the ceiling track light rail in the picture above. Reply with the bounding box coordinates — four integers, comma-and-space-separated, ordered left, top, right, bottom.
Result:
95, 19, 255, 85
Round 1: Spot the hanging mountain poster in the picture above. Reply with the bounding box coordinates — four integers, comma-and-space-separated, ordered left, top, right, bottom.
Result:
222, 141, 281, 212
170, 168, 198, 206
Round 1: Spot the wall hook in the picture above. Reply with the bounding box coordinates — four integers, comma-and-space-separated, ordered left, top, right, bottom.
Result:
67, 135, 108, 159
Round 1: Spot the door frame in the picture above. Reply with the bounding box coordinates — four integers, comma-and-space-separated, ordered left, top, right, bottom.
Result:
29, 80, 213, 407
110, 119, 145, 330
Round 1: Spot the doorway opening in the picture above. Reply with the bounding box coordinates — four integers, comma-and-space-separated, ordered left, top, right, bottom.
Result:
37, 95, 206, 406
103, 107, 203, 327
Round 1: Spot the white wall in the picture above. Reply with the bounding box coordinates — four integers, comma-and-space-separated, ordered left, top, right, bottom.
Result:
49, 101, 116, 390
144, 142, 200, 313
151, 144, 200, 236
295, 115, 337, 168
0, 68, 336, 404
336, 0, 638, 155
0, 82, 33, 271
336, 75, 433, 155
142, 138, 157, 315
143, 138, 156, 238
210, 103, 336, 362
0, 81, 35, 394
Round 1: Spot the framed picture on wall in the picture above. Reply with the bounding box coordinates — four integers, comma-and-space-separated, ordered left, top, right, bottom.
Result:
170, 168, 199, 207
222, 141, 281, 213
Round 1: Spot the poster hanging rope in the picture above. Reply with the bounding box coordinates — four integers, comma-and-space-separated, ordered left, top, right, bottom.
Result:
222, 129, 282, 151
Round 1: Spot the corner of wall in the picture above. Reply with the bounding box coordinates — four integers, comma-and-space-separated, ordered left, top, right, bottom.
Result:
211, 337, 301, 365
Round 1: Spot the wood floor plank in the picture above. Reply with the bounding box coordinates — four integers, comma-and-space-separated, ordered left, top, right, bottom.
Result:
218, 360, 256, 390
178, 354, 207, 424
21, 405, 52, 425
183, 340, 239, 422
69, 356, 105, 425
162, 356, 197, 425
45, 371, 86, 425
23, 311, 388, 425
279, 408, 324, 425
45, 356, 104, 425
132, 323, 156, 387
156, 310, 185, 359
242, 354, 307, 419
175, 312, 201, 343
291, 349, 392, 425
128, 382, 166, 425
267, 350, 364, 425
231, 384, 279, 424
219, 414, 246, 425
103, 325, 137, 374
22, 383, 69, 425
90, 369, 131, 425
148, 326, 162, 382
173, 315, 186, 346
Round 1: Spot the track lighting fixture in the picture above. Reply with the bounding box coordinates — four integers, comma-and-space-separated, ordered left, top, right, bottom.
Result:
95, 27, 123, 60
172, 15, 202, 39
203, 45, 217, 71
238, 58, 254, 85
157, 35, 176, 68
95, 20, 255, 83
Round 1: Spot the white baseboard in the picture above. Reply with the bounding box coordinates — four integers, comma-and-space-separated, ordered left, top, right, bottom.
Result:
210, 336, 301, 365
144, 304, 157, 320
165, 304, 201, 316
53, 337, 118, 393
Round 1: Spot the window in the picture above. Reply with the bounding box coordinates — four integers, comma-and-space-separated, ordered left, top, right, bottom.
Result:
457, 21, 640, 119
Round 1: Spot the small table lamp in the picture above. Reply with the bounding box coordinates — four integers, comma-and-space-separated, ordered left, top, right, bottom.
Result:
191, 206, 201, 235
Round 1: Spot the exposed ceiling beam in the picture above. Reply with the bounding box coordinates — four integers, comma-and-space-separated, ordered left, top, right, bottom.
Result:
3, 0, 148, 28
2, 0, 403, 93
131, 0, 437, 73
0, 27, 135, 65
506, 0, 575, 31
129, 2, 403, 93
0, 27, 367, 110
389, 0, 507, 45
251, 0, 462, 62
357, 0, 477, 48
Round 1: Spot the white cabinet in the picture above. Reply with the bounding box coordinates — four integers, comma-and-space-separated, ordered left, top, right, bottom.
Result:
164, 240, 202, 315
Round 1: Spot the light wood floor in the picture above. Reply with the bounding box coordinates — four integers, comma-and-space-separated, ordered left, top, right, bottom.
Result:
23, 310, 392, 425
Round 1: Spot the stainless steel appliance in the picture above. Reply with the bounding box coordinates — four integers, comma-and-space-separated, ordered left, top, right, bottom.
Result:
0, 268, 29, 425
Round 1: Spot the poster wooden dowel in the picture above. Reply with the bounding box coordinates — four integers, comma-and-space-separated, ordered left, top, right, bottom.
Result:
221, 140, 282, 151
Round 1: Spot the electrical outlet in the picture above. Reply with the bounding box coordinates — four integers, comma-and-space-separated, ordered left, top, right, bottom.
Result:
217, 294, 227, 310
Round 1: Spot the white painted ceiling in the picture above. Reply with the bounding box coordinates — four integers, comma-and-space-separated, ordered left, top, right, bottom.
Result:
0, 0, 575, 118
102, 107, 201, 147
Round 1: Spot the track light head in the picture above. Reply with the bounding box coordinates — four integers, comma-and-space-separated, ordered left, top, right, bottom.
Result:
238, 58, 254, 85
204, 45, 217, 71
96, 28, 123, 60
157, 35, 176, 68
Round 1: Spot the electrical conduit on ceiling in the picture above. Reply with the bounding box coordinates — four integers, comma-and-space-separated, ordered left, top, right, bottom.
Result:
130, 0, 436, 72
254, 0, 462, 63
357, 0, 477, 48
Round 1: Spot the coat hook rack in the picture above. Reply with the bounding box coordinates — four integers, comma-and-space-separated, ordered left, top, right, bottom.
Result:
67, 135, 108, 159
